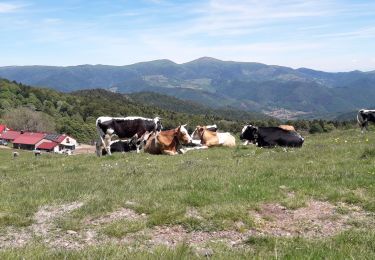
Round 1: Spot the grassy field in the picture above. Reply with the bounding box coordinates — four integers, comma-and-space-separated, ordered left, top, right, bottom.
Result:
0, 129, 374, 259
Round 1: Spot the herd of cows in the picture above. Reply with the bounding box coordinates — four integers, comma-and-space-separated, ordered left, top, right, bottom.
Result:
95, 116, 304, 156
95, 109, 375, 156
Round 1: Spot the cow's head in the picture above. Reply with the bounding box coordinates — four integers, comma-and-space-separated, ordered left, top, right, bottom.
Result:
240, 125, 258, 142
191, 125, 216, 141
154, 117, 163, 131
177, 124, 192, 144
191, 125, 203, 140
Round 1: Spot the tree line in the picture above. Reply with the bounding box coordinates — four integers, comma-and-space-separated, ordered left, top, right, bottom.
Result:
0, 79, 356, 143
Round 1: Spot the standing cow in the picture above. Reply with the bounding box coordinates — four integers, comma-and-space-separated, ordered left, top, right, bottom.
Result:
96, 116, 162, 156
357, 109, 375, 133
240, 125, 304, 148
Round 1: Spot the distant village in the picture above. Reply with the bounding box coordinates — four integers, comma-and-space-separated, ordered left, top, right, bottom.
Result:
0, 124, 77, 154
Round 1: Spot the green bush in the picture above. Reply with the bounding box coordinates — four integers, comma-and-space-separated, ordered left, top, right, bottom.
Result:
309, 122, 324, 134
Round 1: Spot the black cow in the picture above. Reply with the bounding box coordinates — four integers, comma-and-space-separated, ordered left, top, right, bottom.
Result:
357, 109, 375, 133
240, 125, 304, 148
96, 116, 162, 155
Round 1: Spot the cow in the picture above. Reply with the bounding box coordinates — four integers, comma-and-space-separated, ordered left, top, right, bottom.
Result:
99, 134, 142, 156
144, 125, 192, 155
240, 125, 304, 148
357, 109, 375, 133
192, 125, 236, 148
278, 125, 296, 131
190, 124, 218, 145
96, 116, 162, 155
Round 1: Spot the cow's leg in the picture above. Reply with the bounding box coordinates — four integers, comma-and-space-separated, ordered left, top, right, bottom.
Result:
360, 120, 368, 133
95, 140, 102, 157
365, 121, 369, 132
162, 150, 177, 156
103, 134, 112, 155
243, 140, 249, 145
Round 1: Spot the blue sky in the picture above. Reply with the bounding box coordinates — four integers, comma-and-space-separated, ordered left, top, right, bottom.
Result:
1, 0, 375, 71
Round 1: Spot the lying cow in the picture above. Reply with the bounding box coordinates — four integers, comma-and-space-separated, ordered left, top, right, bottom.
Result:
240, 125, 304, 148
96, 116, 162, 155
190, 124, 218, 145
278, 125, 296, 131
99, 134, 145, 156
192, 125, 236, 147
357, 109, 375, 133
144, 125, 192, 155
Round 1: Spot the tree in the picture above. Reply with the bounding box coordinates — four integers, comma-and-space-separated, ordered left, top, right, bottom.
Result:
3, 107, 56, 132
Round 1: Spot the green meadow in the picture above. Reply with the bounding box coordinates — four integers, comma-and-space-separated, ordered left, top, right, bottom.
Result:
0, 129, 374, 259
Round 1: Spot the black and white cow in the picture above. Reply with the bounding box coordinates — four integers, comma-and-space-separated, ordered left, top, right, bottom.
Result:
357, 109, 375, 133
99, 135, 140, 156
96, 116, 162, 155
240, 125, 304, 148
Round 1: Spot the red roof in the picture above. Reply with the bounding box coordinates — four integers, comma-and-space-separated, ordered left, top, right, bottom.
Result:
0, 125, 6, 133
13, 132, 46, 145
0, 130, 21, 140
56, 135, 67, 143
37, 141, 58, 150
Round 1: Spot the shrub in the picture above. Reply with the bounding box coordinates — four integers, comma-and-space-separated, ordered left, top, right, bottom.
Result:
309, 122, 324, 134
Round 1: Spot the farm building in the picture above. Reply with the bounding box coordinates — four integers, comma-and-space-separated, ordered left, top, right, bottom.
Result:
13, 132, 46, 150
36, 140, 59, 152
0, 130, 21, 143
45, 134, 77, 151
36, 134, 77, 152
0, 124, 7, 133
1, 128, 78, 152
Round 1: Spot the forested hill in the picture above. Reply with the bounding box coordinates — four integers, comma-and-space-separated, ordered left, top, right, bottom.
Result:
0, 79, 280, 143
1, 57, 375, 118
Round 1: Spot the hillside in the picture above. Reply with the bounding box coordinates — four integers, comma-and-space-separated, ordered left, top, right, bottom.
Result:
1, 58, 375, 118
0, 79, 279, 143
126, 92, 271, 121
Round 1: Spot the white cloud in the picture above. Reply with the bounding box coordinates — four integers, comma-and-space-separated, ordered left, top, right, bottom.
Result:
0, 2, 25, 13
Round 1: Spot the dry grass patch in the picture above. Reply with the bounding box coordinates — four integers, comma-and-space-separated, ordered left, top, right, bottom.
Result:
251, 200, 374, 238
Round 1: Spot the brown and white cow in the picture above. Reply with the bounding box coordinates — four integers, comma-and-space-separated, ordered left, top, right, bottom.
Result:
278, 125, 296, 131
144, 125, 192, 155
190, 124, 218, 145
192, 126, 236, 147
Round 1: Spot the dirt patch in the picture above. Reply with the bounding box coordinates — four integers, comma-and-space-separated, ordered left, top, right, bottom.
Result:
147, 225, 253, 247
1, 200, 374, 250
251, 200, 374, 237
74, 144, 96, 155
0, 201, 84, 249
85, 207, 145, 226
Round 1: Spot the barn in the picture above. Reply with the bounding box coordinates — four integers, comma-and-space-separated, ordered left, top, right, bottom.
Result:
45, 134, 77, 151
0, 124, 6, 134
0, 130, 21, 143
13, 132, 46, 150
36, 141, 59, 152
36, 134, 77, 153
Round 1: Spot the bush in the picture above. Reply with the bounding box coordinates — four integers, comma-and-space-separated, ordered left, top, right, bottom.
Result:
309, 123, 324, 134
323, 123, 336, 132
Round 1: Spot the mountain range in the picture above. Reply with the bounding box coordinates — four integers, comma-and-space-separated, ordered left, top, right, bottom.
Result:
1, 57, 374, 119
